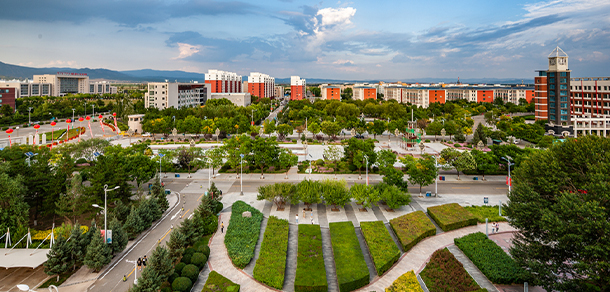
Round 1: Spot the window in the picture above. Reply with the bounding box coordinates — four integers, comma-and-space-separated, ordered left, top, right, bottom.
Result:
549, 78, 555, 83
560, 72, 567, 77
560, 90, 568, 96
550, 108, 556, 114
550, 102, 556, 107
560, 78, 567, 83
549, 72, 555, 77
561, 115, 567, 121
560, 84, 567, 90
550, 91, 555, 96
550, 84, 555, 89
561, 109, 568, 115
550, 96, 556, 102
561, 96, 568, 102
550, 115, 556, 120
560, 103, 568, 108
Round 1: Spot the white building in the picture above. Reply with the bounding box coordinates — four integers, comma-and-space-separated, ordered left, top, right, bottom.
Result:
208, 92, 251, 107
145, 82, 209, 109
33, 73, 89, 96
205, 69, 242, 93
89, 81, 118, 95
247, 72, 275, 99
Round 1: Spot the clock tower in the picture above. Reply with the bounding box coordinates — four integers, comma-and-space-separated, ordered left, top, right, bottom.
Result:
548, 47, 569, 71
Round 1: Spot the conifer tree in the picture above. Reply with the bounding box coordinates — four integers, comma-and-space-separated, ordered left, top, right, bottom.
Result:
167, 229, 187, 264
113, 199, 131, 223
150, 245, 174, 283
84, 229, 112, 272
44, 235, 71, 281
123, 205, 143, 239
108, 217, 128, 254
70, 223, 87, 270
128, 266, 161, 292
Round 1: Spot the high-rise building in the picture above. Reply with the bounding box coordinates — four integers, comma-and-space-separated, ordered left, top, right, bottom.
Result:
534, 47, 571, 125
0, 86, 17, 110
274, 86, 284, 98
33, 73, 90, 96
290, 76, 306, 100
205, 70, 242, 93
247, 72, 275, 99
353, 87, 377, 100
145, 82, 209, 109
321, 85, 341, 100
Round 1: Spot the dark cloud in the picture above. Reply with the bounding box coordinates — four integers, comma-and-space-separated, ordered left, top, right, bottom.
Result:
0, 0, 258, 26
276, 5, 319, 35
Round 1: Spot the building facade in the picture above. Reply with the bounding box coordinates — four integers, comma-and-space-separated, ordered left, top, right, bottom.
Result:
353, 87, 377, 101
205, 70, 242, 93
33, 73, 89, 96
321, 86, 341, 100
274, 86, 284, 99
0, 87, 17, 110
290, 76, 306, 100
494, 88, 535, 104
534, 47, 571, 125
384, 86, 404, 102
208, 93, 251, 107
247, 72, 275, 99
89, 81, 118, 95
145, 82, 209, 109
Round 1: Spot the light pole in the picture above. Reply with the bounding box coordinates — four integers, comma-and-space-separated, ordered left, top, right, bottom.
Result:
92, 104, 95, 117
158, 153, 165, 183
28, 107, 33, 126
93, 184, 120, 244
240, 154, 244, 196
501, 156, 514, 193
251, 109, 257, 125
363, 154, 369, 186
84, 102, 87, 117
125, 259, 138, 284
72, 108, 75, 124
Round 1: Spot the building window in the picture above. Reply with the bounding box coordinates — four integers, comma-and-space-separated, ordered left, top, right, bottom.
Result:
560, 84, 567, 90
550, 84, 555, 89
560, 72, 567, 77
560, 78, 567, 83
561, 115, 567, 121
550, 109, 556, 114
550, 115, 556, 120
549, 72, 555, 77
561, 96, 568, 102
560, 90, 568, 96
561, 109, 568, 115
550, 91, 555, 96
549, 78, 555, 83
560, 103, 568, 108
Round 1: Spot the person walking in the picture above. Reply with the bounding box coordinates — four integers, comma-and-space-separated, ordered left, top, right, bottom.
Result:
221, 222, 224, 233
137, 257, 142, 271
296, 214, 298, 224
142, 255, 147, 269
496, 222, 500, 233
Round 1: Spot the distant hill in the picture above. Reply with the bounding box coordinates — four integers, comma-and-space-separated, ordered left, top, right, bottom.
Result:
119, 69, 206, 82
0, 61, 134, 81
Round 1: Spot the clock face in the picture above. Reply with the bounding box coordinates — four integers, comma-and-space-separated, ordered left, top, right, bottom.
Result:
558, 58, 566, 65
549, 58, 556, 65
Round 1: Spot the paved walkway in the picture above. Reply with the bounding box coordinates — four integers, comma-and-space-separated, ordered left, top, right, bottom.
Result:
282, 205, 300, 292
344, 204, 377, 281
191, 264, 211, 291
354, 222, 516, 292
447, 245, 499, 292
316, 204, 339, 292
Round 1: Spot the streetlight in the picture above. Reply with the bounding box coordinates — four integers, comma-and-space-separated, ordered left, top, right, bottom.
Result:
240, 154, 244, 196
84, 102, 87, 117
92, 104, 95, 117
158, 153, 165, 183
71, 108, 75, 123
363, 154, 369, 186
93, 184, 120, 244
501, 156, 514, 193
17, 284, 58, 292
28, 107, 33, 126
125, 259, 139, 284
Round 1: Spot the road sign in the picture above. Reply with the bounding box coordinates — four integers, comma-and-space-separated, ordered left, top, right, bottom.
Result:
484, 197, 489, 205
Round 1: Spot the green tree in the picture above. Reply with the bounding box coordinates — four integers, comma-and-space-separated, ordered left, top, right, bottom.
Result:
454, 151, 476, 179
206, 147, 225, 177
126, 153, 156, 197
278, 148, 298, 179
123, 205, 143, 239
176, 115, 202, 134
472, 122, 487, 146
55, 173, 87, 226
247, 137, 280, 178
84, 229, 112, 272
472, 150, 498, 180
275, 123, 293, 140
454, 128, 466, 143
263, 120, 276, 138
257, 182, 297, 210
341, 87, 353, 100
296, 179, 322, 210
537, 135, 555, 148
426, 121, 443, 140
405, 155, 437, 196
308, 121, 321, 139
44, 235, 72, 282
381, 166, 407, 191
129, 265, 160, 292
376, 149, 397, 170
370, 119, 387, 139
149, 244, 175, 283
323, 145, 343, 179
168, 229, 187, 264
321, 179, 350, 210
505, 135, 610, 291
376, 183, 411, 211
0, 163, 29, 233
108, 217, 128, 254
320, 121, 341, 140
349, 183, 380, 209
0, 104, 13, 116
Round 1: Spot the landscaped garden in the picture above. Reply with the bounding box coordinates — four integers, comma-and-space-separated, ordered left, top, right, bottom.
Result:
389, 211, 436, 252
385, 270, 424, 292
253, 216, 289, 289
224, 201, 264, 269
463, 205, 506, 223
427, 203, 478, 232
360, 220, 401, 276
420, 248, 486, 292
454, 232, 530, 284
329, 221, 370, 291
201, 271, 241, 292
294, 224, 327, 292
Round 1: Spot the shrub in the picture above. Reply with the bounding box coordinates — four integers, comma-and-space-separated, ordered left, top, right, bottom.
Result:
360, 221, 401, 276
253, 216, 289, 289
174, 262, 186, 275
224, 201, 264, 269
191, 253, 207, 270
420, 248, 482, 292
181, 247, 196, 264
427, 203, 477, 232
463, 205, 506, 223
202, 214, 219, 235
329, 222, 369, 291
294, 224, 327, 292
202, 271, 240, 292
390, 211, 436, 252
425, 139, 431, 143
181, 264, 199, 282
171, 277, 193, 292
454, 143, 461, 148
454, 232, 530, 284
385, 270, 423, 292
198, 245, 211, 258
169, 272, 179, 284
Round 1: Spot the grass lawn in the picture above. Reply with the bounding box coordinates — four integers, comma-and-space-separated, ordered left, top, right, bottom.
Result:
360, 220, 401, 276
294, 224, 327, 292
224, 201, 263, 269
389, 211, 436, 252
43, 129, 67, 142
253, 216, 289, 289
420, 248, 482, 292
385, 270, 424, 292
329, 221, 369, 291
201, 270, 240, 292
427, 203, 478, 232
463, 205, 506, 223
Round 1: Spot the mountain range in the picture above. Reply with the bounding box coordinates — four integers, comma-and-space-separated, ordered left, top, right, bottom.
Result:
0, 61, 533, 85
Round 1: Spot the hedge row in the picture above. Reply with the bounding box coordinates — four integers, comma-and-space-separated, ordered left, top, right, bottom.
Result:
385, 270, 423, 292
294, 224, 327, 292
253, 216, 289, 289
427, 203, 477, 232
329, 222, 369, 292
224, 201, 264, 269
454, 232, 530, 284
389, 211, 436, 252
360, 221, 401, 276
201, 271, 240, 292
420, 248, 483, 292
463, 205, 507, 223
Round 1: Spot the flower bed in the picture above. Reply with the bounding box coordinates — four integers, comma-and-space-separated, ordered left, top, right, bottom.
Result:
329, 221, 369, 291
201, 271, 240, 292
454, 232, 530, 284
253, 216, 289, 289
360, 221, 401, 276
420, 248, 484, 292
463, 205, 506, 223
294, 224, 327, 292
389, 211, 436, 252
385, 270, 424, 292
224, 201, 264, 269
427, 203, 477, 232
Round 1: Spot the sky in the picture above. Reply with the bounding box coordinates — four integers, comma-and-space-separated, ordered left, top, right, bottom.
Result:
1, 0, 610, 80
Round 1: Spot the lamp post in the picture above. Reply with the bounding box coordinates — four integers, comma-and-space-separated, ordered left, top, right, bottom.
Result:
125, 259, 138, 284
501, 156, 514, 193
240, 154, 244, 196
92, 104, 95, 117
72, 109, 75, 123
251, 109, 257, 125
84, 102, 87, 117
363, 154, 369, 186
93, 184, 120, 244
158, 153, 165, 183
28, 107, 33, 126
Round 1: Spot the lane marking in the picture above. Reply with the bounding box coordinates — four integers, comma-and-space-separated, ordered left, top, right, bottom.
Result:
171, 210, 181, 220
496, 187, 508, 189
451, 187, 471, 189
181, 209, 190, 219
197, 193, 204, 201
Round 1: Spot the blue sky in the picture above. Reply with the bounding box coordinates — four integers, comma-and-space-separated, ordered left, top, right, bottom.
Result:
1, 0, 609, 80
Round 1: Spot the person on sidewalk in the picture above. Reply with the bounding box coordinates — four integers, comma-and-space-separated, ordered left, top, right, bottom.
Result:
142, 255, 147, 269
496, 223, 500, 233
137, 257, 142, 270
296, 214, 298, 224
221, 222, 224, 233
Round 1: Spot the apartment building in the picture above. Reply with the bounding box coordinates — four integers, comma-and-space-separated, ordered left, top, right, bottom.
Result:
534, 47, 571, 125
274, 86, 284, 98
145, 82, 209, 109
205, 70, 242, 93
384, 86, 404, 102
570, 77, 610, 116
353, 86, 376, 101
247, 72, 275, 99
290, 76, 306, 100
321, 85, 341, 100
494, 88, 535, 104
0, 87, 17, 110
89, 81, 118, 95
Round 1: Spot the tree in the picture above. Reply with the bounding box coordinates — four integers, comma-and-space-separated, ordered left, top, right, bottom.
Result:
55, 174, 87, 226
454, 128, 466, 143
150, 245, 174, 283
341, 87, 353, 100
323, 145, 343, 179
177, 147, 194, 171
44, 235, 72, 282
126, 153, 156, 197
405, 155, 437, 196
176, 115, 202, 134
320, 121, 341, 140
505, 135, 610, 291
472, 123, 487, 146
381, 166, 407, 191
247, 137, 280, 178
108, 217, 128, 254
84, 229, 112, 272
368, 120, 387, 139
321, 179, 350, 210
308, 122, 321, 138
257, 182, 297, 210
472, 150, 498, 180
206, 147, 225, 177
275, 123, 293, 140
426, 121, 443, 141
278, 149, 298, 179
123, 205, 143, 239
296, 179, 322, 210
0, 104, 13, 116
376, 149, 397, 170
68, 223, 87, 271
263, 120, 276, 138
440, 148, 472, 180
129, 265, 161, 292
349, 183, 380, 210
537, 135, 554, 148
168, 229, 187, 264
376, 183, 411, 211
0, 163, 29, 233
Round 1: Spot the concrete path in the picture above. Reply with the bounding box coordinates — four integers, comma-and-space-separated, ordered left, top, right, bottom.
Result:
191, 264, 211, 291
447, 245, 499, 292
316, 204, 339, 292
282, 205, 300, 292
243, 201, 273, 276
344, 204, 378, 282
354, 222, 516, 292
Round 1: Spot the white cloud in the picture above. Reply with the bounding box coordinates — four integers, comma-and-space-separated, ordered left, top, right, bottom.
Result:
46, 60, 78, 67
316, 7, 356, 27
332, 59, 354, 65
174, 43, 201, 59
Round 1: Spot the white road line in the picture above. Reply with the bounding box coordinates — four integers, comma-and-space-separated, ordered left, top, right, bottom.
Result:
171, 210, 181, 220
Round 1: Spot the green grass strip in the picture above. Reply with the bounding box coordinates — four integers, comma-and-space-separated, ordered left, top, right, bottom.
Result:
201, 270, 240, 292
463, 205, 506, 223
294, 224, 327, 292
329, 221, 369, 292
224, 201, 264, 269
253, 216, 289, 289
427, 203, 477, 232
360, 220, 400, 276
420, 248, 483, 292
390, 211, 436, 252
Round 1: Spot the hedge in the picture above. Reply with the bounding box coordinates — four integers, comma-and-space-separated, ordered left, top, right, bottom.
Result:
224, 201, 264, 269
329, 222, 369, 292
389, 211, 436, 252
360, 221, 401, 276
171, 277, 193, 292
463, 205, 507, 223
294, 224, 327, 292
385, 270, 423, 292
191, 253, 207, 270
253, 216, 289, 289
201, 271, 240, 292
427, 203, 477, 232
454, 232, 530, 284
420, 248, 483, 292
181, 264, 199, 283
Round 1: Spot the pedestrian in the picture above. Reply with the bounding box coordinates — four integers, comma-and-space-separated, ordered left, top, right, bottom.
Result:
296, 214, 298, 224
142, 255, 147, 268
221, 222, 224, 233
137, 257, 142, 270
303, 209, 305, 218
496, 223, 500, 233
